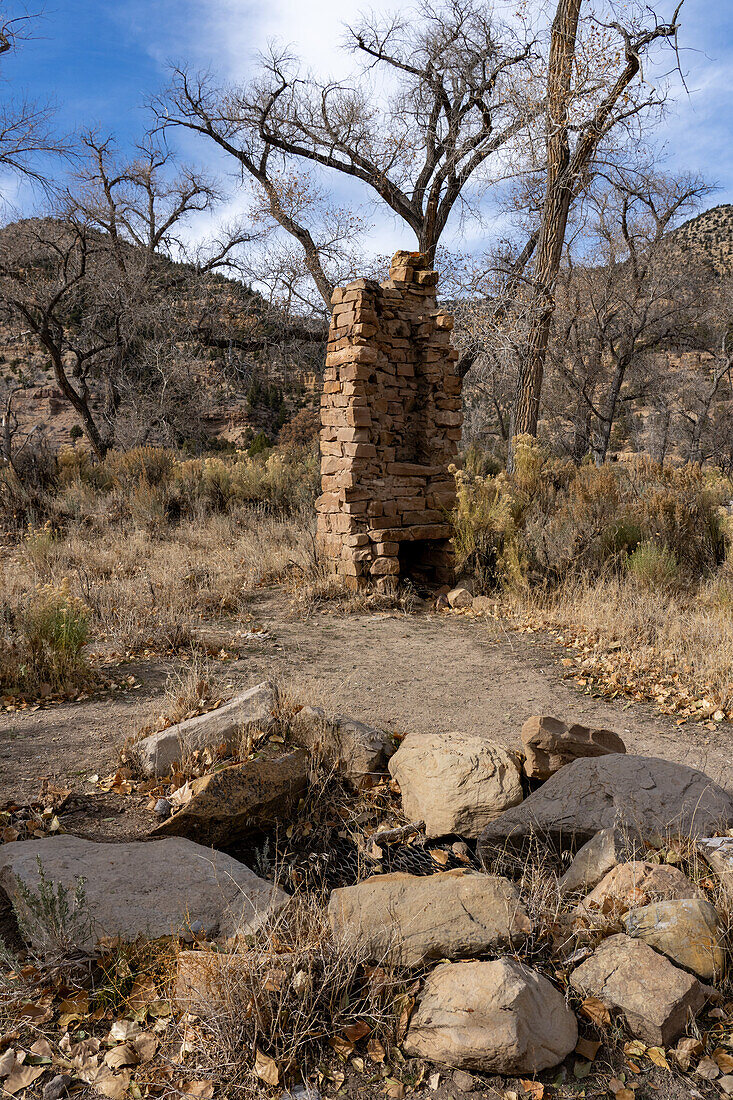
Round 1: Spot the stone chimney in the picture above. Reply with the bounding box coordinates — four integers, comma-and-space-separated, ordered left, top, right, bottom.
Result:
316, 251, 462, 591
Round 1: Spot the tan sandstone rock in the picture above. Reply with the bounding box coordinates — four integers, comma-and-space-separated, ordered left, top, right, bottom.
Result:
698, 836, 733, 905
578, 861, 703, 919
623, 898, 725, 981
404, 958, 577, 1073
134, 682, 278, 777
151, 749, 309, 846
558, 826, 646, 895
389, 731, 523, 838
521, 715, 626, 781
447, 587, 473, 609
290, 706, 392, 785
328, 869, 530, 968
570, 933, 707, 1046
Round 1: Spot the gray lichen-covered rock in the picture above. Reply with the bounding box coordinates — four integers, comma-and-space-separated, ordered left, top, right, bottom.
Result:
623, 899, 726, 981
521, 715, 626, 781
570, 933, 707, 1046
328, 869, 530, 968
151, 749, 309, 846
480, 755, 733, 864
404, 958, 577, 1073
389, 731, 523, 839
290, 706, 391, 785
0, 835, 288, 949
134, 682, 278, 777
558, 826, 645, 895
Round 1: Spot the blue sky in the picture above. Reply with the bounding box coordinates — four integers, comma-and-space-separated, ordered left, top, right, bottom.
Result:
3, 0, 733, 255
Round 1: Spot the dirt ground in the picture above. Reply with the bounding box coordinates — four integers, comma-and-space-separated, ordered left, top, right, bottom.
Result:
2, 587, 731, 823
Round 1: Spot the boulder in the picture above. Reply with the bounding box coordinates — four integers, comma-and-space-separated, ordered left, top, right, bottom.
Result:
404, 958, 577, 1073
479, 755, 733, 864
151, 749, 309, 846
521, 715, 626, 781
0, 835, 288, 950
558, 826, 645, 895
447, 587, 473, 609
570, 933, 707, 1046
578, 861, 703, 919
290, 707, 391, 785
134, 682, 278, 778
698, 837, 733, 905
623, 899, 725, 981
328, 869, 531, 968
389, 732, 523, 839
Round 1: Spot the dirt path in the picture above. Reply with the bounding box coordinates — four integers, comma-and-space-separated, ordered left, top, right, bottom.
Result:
2, 590, 731, 817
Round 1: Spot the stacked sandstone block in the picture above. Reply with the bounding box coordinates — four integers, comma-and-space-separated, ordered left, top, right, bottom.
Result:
316, 251, 462, 592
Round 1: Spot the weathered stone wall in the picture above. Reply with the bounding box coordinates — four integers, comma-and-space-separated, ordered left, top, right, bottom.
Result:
316, 251, 462, 591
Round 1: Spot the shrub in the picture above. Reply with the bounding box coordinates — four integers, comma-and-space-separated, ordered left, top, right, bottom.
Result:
626, 541, 680, 589
0, 578, 92, 695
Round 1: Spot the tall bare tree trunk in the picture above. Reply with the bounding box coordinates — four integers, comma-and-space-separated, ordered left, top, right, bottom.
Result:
512, 0, 582, 448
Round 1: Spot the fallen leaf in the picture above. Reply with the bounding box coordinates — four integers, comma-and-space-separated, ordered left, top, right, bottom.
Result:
520, 1081, 544, 1098
132, 1033, 157, 1064
30, 1038, 54, 1060
343, 1020, 371, 1043
647, 1046, 670, 1070
714, 1049, 733, 1075
329, 1036, 353, 1059
623, 1040, 647, 1059
574, 1060, 592, 1079
428, 1072, 440, 1090
181, 1083, 214, 1100
3, 1061, 45, 1095
0, 1049, 16, 1077
105, 1043, 140, 1070
254, 1048, 279, 1087
575, 1037, 602, 1061
367, 1037, 386, 1063
383, 1078, 404, 1098
580, 996, 611, 1026
107, 1020, 141, 1043
697, 1057, 720, 1080
671, 1036, 703, 1070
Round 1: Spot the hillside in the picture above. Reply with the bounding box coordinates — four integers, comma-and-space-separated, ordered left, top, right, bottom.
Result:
669, 203, 733, 275
0, 219, 325, 453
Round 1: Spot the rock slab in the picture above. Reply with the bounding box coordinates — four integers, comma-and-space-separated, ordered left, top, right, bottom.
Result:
570, 933, 706, 1045
578, 861, 703, 918
328, 869, 530, 967
558, 826, 645, 895
152, 749, 309, 846
404, 958, 577, 1073
389, 731, 523, 839
698, 837, 733, 905
480, 755, 733, 863
291, 706, 391, 784
134, 682, 278, 777
623, 898, 725, 981
0, 835, 288, 950
521, 715, 626, 781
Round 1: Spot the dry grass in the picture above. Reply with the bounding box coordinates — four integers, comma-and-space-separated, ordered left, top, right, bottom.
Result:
497, 573, 733, 718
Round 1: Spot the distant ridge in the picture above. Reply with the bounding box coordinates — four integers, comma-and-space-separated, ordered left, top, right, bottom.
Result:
669, 203, 733, 276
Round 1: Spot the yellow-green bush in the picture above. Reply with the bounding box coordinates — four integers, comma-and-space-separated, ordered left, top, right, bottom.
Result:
0, 578, 92, 694
453, 440, 730, 592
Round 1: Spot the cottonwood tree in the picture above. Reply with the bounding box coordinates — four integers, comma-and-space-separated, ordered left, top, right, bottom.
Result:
0, 7, 68, 190
510, 0, 686, 448
546, 170, 713, 463
154, 0, 540, 306
0, 135, 256, 456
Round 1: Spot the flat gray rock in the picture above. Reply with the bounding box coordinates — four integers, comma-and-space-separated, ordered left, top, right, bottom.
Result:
480, 755, 733, 864
134, 682, 277, 777
0, 835, 288, 950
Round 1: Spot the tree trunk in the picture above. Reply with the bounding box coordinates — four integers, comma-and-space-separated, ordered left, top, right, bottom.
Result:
595, 356, 628, 464
511, 0, 582, 453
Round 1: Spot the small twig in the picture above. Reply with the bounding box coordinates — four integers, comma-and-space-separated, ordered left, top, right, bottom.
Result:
368, 820, 425, 847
